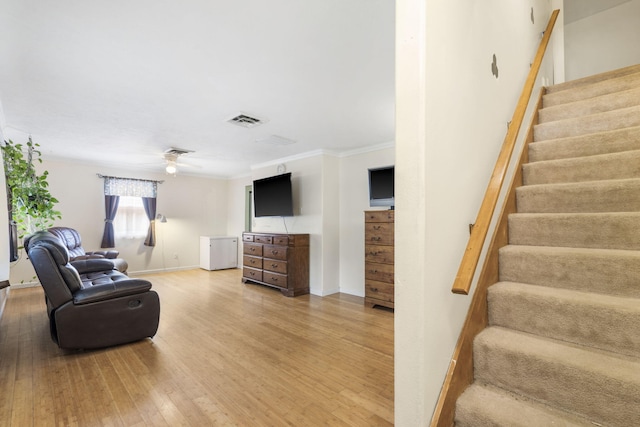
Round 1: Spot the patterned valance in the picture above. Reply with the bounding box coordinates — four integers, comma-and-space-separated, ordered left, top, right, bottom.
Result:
98, 175, 162, 197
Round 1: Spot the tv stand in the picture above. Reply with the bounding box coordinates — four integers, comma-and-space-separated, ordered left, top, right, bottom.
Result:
241, 232, 310, 296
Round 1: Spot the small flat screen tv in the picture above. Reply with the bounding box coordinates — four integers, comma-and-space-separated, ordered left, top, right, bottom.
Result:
368, 166, 394, 208
253, 172, 294, 217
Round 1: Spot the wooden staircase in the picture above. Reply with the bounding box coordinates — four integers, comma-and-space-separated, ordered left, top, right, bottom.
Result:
454, 64, 640, 426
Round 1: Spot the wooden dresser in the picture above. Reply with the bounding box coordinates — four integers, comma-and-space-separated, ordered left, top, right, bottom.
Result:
242, 232, 310, 297
364, 210, 394, 309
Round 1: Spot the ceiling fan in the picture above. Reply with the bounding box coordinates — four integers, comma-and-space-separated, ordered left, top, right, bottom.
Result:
162, 147, 197, 175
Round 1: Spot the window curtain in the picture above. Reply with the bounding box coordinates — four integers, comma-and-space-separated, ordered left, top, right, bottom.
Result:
142, 197, 157, 247
100, 195, 120, 248
99, 176, 159, 247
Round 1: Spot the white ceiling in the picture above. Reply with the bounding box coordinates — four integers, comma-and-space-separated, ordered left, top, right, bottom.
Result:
0, 0, 395, 178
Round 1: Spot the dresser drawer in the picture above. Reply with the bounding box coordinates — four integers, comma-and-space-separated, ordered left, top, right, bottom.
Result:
365, 262, 394, 284
263, 259, 287, 274
242, 234, 255, 242
273, 236, 289, 246
365, 279, 394, 303
243, 267, 263, 282
254, 235, 273, 244
365, 223, 394, 245
263, 271, 288, 288
365, 245, 394, 264
365, 210, 394, 223
243, 255, 263, 269
243, 243, 263, 256
263, 245, 288, 261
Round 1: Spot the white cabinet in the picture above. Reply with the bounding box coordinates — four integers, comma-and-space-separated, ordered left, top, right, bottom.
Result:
199, 236, 238, 270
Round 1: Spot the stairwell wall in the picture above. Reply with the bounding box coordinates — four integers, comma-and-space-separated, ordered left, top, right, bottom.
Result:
565, 0, 640, 80
395, 1, 557, 425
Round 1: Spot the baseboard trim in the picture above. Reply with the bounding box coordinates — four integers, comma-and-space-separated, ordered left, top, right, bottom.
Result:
128, 265, 205, 276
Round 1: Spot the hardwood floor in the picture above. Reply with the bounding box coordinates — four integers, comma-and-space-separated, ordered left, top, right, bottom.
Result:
0, 269, 394, 426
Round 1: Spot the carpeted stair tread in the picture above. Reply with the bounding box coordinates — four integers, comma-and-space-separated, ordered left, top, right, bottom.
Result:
528, 125, 640, 162
538, 87, 640, 123
533, 105, 640, 141
499, 245, 640, 298
508, 212, 640, 250
522, 149, 640, 185
543, 71, 640, 108
545, 63, 640, 94
474, 327, 640, 427
516, 178, 640, 213
455, 384, 593, 427
457, 65, 640, 425
488, 281, 640, 357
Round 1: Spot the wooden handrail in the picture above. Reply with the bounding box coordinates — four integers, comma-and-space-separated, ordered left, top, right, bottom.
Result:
451, 9, 559, 295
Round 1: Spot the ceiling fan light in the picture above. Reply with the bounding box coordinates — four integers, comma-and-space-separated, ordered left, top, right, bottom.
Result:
165, 161, 177, 174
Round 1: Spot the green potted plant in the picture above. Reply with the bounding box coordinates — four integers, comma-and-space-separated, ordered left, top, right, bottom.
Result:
2, 137, 61, 258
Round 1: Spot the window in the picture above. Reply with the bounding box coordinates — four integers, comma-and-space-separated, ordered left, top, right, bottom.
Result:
114, 196, 149, 239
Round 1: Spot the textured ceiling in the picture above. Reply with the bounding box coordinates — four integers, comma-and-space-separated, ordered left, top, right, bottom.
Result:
0, 0, 395, 178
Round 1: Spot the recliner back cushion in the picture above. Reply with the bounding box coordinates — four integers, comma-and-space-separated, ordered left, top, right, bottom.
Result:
26, 232, 84, 295
48, 227, 86, 258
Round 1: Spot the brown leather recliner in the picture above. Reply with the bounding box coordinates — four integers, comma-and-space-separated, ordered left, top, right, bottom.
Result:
48, 226, 128, 273
25, 231, 160, 350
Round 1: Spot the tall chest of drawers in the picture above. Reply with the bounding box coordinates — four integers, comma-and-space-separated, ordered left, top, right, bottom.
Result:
364, 210, 394, 309
242, 232, 310, 297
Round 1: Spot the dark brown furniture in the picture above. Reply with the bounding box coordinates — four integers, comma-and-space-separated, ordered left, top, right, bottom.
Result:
25, 231, 160, 350
364, 210, 394, 309
242, 232, 310, 296
48, 226, 128, 273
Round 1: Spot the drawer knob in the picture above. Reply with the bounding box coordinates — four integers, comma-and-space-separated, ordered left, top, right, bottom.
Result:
271, 263, 278, 268
373, 225, 381, 230
272, 277, 278, 282
371, 237, 381, 241
271, 250, 279, 255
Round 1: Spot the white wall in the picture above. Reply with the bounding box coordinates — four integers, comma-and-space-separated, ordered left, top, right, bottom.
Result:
565, 0, 640, 80
0, 116, 9, 312
9, 158, 229, 284
395, 1, 556, 425
338, 145, 395, 297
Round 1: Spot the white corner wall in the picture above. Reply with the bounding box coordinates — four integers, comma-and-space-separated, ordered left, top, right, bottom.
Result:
9, 158, 229, 284
565, 0, 640, 80
395, 1, 556, 425
0, 120, 9, 311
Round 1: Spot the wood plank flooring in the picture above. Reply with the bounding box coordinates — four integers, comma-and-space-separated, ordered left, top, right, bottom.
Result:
0, 268, 393, 426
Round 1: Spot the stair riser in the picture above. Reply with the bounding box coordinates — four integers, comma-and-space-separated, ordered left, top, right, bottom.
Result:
488, 283, 640, 357
528, 126, 640, 162
516, 180, 640, 213
533, 106, 640, 141
523, 151, 640, 185
543, 72, 640, 107
474, 330, 640, 426
508, 213, 640, 251
499, 246, 640, 299
539, 88, 640, 123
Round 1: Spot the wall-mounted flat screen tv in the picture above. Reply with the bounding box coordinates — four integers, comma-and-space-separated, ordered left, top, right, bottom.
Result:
368, 165, 394, 208
253, 172, 294, 217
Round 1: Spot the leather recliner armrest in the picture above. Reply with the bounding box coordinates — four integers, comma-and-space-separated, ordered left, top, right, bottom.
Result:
71, 259, 117, 275
86, 250, 120, 259
73, 279, 153, 305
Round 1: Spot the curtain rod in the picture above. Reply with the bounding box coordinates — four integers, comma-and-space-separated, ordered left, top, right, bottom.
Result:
97, 174, 164, 184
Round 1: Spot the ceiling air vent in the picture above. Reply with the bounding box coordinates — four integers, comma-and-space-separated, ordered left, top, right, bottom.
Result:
227, 113, 267, 128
